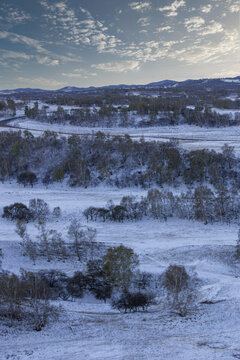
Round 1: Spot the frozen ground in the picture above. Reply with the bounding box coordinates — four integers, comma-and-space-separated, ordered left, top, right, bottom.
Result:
1, 102, 240, 360
3, 118, 240, 154
2, 299, 240, 360
1, 182, 240, 359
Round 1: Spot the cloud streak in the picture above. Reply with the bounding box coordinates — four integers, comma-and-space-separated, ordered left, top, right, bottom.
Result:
92, 60, 140, 72
169, 29, 239, 65
129, 2, 151, 12
0, 31, 81, 66
201, 4, 212, 13
184, 17, 223, 35
62, 68, 97, 78
158, 0, 185, 17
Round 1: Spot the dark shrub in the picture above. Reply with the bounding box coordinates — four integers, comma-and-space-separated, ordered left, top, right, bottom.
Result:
111, 206, 127, 222
36, 270, 68, 300
86, 260, 112, 302
112, 291, 155, 313
67, 271, 86, 298
3, 203, 33, 222
17, 171, 37, 187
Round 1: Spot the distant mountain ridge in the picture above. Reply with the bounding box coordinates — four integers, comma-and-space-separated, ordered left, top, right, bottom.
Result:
0, 76, 239, 94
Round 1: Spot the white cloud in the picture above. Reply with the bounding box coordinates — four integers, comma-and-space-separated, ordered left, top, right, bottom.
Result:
201, 4, 212, 13
156, 26, 173, 32
200, 21, 223, 35
169, 29, 239, 65
137, 17, 150, 26
0, 49, 31, 60
230, 3, 240, 12
40, 1, 122, 54
0, 49, 60, 68
129, 1, 151, 12
184, 17, 223, 35
0, 6, 31, 25
184, 17, 205, 31
62, 68, 97, 78
92, 60, 140, 72
0, 31, 80, 66
0, 31, 45, 52
79, 7, 92, 18
118, 39, 180, 63
158, 0, 185, 17
36, 56, 59, 66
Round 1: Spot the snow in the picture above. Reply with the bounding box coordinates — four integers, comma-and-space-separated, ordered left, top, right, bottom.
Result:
221, 79, 240, 83
1, 181, 240, 360
1, 295, 240, 359
225, 94, 239, 101
2, 102, 240, 358
211, 107, 240, 116
5, 118, 240, 154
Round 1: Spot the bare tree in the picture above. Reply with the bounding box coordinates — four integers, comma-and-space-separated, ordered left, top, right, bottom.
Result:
0, 248, 3, 268
49, 230, 67, 260
36, 222, 51, 262
236, 229, 240, 259
25, 272, 58, 331
68, 219, 85, 261
16, 221, 37, 264
164, 265, 195, 317
29, 198, 50, 222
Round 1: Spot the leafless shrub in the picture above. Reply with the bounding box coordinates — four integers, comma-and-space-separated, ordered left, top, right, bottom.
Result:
164, 265, 196, 317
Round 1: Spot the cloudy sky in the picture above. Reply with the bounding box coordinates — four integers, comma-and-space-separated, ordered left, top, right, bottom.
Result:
0, 0, 239, 89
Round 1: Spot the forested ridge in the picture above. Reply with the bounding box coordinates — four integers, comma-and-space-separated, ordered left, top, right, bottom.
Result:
0, 130, 238, 189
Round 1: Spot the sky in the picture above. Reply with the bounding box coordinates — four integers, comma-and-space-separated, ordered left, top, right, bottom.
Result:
0, 0, 239, 90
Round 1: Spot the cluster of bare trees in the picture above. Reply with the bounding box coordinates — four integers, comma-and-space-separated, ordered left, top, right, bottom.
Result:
3, 198, 57, 222
33, 101, 239, 128
16, 219, 98, 264
0, 270, 59, 330
84, 186, 240, 225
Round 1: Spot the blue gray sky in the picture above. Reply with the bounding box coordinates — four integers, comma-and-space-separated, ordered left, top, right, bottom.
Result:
0, 0, 239, 89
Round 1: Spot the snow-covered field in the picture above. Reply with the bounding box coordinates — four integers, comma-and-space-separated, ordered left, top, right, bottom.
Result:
3, 118, 240, 154
1, 102, 240, 360
2, 299, 240, 360
1, 182, 240, 359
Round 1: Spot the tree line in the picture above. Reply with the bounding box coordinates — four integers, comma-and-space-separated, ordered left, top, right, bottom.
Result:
84, 186, 240, 225
0, 131, 239, 190
28, 101, 239, 128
